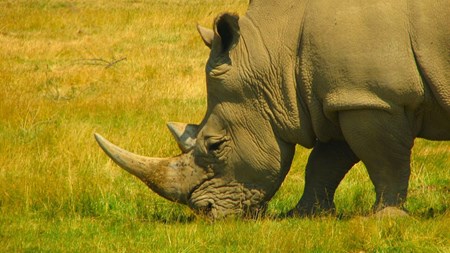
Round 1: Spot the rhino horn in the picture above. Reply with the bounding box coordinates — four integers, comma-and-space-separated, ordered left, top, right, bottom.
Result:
167, 122, 198, 153
94, 133, 208, 204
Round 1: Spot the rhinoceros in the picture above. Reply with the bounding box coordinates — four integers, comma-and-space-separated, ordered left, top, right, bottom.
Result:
95, 0, 450, 219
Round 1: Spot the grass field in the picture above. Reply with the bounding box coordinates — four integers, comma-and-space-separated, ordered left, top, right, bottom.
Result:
1, 1, 449, 252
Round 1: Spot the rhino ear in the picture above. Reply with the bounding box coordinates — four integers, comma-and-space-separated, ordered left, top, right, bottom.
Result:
197, 25, 214, 49
167, 122, 199, 153
213, 13, 240, 54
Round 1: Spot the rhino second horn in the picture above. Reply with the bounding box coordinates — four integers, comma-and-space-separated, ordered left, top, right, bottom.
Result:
167, 122, 198, 153
94, 133, 207, 204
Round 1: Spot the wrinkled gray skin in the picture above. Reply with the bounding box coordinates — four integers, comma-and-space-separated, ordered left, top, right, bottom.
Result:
95, 0, 450, 219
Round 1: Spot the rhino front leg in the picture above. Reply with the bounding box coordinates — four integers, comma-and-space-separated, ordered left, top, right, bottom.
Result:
339, 109, 414, 212
289, 140, 359, 216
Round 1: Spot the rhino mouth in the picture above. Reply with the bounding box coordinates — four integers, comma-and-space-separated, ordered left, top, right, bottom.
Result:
187, 178, 267, 219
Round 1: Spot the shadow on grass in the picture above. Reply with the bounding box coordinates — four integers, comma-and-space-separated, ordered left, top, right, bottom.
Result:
149, 212, 196, 224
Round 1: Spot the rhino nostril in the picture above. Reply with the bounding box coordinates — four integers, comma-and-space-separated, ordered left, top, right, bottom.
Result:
198, 202, 214, 215
205, 202, 213, 212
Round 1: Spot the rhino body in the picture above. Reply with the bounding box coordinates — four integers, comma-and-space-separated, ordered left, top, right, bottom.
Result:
96, 0, 450, 218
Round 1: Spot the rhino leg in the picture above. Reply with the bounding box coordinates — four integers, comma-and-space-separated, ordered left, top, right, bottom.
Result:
289, 140, 359, 217
339, 109, 414, 211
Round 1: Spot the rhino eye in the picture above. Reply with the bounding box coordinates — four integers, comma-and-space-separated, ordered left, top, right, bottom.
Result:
207, 139, 226, 152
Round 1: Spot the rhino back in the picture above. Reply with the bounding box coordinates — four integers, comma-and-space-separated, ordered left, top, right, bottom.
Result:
297, 0, 449, 140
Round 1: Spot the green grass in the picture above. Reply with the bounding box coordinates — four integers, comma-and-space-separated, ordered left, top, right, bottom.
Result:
1, 1, 449, 252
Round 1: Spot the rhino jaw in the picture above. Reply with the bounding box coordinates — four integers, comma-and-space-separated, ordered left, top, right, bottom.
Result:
94, 133, 211, 204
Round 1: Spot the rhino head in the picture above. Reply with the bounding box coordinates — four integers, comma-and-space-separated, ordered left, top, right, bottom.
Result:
95, 13, 301, 219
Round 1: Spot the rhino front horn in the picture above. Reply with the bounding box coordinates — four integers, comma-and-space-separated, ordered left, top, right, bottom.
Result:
94, 133, 209, 204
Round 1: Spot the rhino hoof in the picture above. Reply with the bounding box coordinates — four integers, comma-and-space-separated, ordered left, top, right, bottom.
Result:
373, 207, 409, 218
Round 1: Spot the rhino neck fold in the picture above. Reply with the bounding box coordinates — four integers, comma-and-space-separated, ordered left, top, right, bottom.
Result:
241, 1, 315, 148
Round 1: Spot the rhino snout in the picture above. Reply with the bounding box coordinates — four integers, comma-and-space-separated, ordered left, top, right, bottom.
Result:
188, 179, 267, 219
